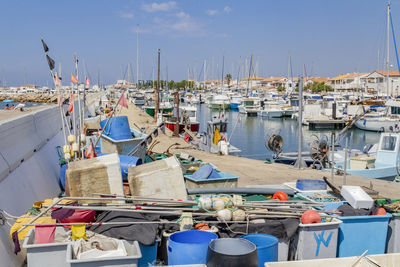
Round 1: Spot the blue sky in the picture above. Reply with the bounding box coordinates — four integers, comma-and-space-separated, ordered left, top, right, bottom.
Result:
0, 0, 398, 86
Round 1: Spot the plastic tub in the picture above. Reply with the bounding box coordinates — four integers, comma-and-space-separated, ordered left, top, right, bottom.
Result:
294, 218, 342, 260
207, 238, 258, 267
296, 179, 327, 191
168, 230, 218, 265
241, 234, 278, 266
23, 228, 71, 267
67, 240, 142, 267
337, 214, 392, 257
100, 116, 132, 140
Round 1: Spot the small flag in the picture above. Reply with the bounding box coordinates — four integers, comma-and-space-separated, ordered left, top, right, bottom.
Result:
84, 139, 96, 159
71, 223, 88, 241
71, 73, 79, 84
85, 77, 90, 88
41, 39, 49, 53
184, 133, 190, 142
57, 95, 62, 107
46, 55, 55, 70
55, 75, 62, 87
34, 224, 56, 244
68, 92, 74, 114
118, 93, 128, 109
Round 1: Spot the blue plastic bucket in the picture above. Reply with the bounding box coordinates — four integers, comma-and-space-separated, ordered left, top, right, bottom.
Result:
59, 164, 68, 190
337, 214, 392, 257
168, 230, 218, 265
241, 234, 278, 266
100, 116, 132, 140
138, 240, 159, 267
119, 154, 142, 181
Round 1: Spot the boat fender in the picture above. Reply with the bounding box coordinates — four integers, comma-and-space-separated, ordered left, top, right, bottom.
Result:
71, 142, 79, 152
272, 192, 289, 201
212, 198, 225, 211
68, 134, 76, 144
232, 209, 246, 221
301, 210, 321, 224
63, 145, 71, 154
64, 152, 71, 160
198, 197, 212, 210
217, 209, 232, 221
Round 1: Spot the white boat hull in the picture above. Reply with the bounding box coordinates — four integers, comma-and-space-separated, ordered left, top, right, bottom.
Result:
355, 118, 400, 132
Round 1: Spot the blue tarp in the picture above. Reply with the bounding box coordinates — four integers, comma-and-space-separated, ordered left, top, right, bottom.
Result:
191, 164, 221, 180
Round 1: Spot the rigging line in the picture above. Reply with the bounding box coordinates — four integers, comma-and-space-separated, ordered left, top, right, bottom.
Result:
390, 11, 400, 73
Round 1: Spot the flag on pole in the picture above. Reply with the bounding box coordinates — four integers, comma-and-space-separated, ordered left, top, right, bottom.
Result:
85, 77, 90, 88
55, 75, 62, 87
46, 55, 55, 70
68, 93, 74, 114
118, 93, 128, 109
71, 73, 79, 84
41, 39, 49, 53
57, 95, 62, 107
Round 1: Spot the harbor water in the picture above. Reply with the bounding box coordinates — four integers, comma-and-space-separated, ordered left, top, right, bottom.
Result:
196, 104, 381, 160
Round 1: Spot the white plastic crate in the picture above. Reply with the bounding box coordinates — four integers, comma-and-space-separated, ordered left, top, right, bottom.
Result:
341, 186, 373, 209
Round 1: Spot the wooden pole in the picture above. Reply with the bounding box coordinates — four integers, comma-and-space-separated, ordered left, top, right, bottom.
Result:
155, 48, 160, 122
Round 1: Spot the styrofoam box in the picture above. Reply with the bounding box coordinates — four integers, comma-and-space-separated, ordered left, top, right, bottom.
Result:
340, 186, 373, 209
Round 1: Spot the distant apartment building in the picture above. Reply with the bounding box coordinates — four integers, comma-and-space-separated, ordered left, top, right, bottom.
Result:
328, 73, 368, 92
360, 70, 400, 96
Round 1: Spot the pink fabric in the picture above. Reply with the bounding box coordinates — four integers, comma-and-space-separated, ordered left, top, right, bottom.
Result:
35, 224, 56, 244
59, 209, 95, 228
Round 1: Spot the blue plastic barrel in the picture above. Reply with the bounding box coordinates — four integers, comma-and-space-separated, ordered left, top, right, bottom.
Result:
241, 234, 278, 266
59, 164, 68, 190
119, 154, 142, 181
168, 230, 218, 265
97, 153, 142, 181
100, 116, 132, 140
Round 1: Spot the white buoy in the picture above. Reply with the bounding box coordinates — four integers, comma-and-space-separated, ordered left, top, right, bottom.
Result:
71, 142, 79, 152
68, 134, 76, 144
212, 198, 225, 211
232, 209, 246, 221
80, 134, 86, 145
63, 145, 71, 154
217, 209, 232, 221
198, 197, 212, 210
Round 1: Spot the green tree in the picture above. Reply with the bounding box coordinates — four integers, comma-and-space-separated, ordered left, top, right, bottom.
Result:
305, 82, 333, 93
225, 74, 232, 87
277, 85, 285, 92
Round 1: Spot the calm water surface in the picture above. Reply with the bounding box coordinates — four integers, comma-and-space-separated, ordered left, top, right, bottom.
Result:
196, 104, 381, 160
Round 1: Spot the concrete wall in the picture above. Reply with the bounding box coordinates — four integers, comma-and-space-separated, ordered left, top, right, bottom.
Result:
0, 106, 65, 266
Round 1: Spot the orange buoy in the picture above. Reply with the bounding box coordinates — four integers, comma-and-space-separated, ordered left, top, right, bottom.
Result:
301, 210, 321, 224
372, 207, 387, 215
272, 192, 289, 201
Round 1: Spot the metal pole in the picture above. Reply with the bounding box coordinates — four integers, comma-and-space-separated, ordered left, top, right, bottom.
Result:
155, 48, 160, 122
330, 132, 335, 182
294, 76, 306, 168
387, 3, 391, 99
343, 134, 348, 185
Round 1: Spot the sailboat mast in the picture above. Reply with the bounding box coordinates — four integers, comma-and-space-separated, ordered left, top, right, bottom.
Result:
136, 24, 139, 89
203, 59, 206, 90
387, 3, 390, 99
246, 53, 253, 96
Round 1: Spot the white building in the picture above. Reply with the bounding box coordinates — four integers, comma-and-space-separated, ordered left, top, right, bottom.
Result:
361, 70, 400, 96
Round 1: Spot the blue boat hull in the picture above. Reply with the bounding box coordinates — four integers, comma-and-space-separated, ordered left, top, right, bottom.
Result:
230, 103, 240, 109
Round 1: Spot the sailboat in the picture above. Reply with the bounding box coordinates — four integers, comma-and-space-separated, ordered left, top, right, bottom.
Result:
355, 4, 400, 132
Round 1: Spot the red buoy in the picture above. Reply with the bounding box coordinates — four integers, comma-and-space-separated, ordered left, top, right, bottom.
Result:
301, 210, 321, 224
272, 192, 289, 201
372, 207, 387, 215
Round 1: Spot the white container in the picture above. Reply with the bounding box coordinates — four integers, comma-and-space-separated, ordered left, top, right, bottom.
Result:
67, 240, 142, 267
341, 185, 373, 209
23, 228, 71, 267
293, 218, 342, 260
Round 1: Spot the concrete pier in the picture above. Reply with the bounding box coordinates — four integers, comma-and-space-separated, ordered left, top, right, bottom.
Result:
119, 103, 400, 198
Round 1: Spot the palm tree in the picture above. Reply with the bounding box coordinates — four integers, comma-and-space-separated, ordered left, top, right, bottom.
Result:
225, 73, 232, 87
